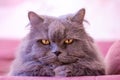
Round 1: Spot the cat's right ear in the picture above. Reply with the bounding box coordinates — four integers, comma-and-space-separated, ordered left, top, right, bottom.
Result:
28, 11, 44, 26
71, 8, 85, 24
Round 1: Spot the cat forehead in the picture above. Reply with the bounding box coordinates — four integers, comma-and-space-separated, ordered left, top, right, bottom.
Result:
47, 19, 81, 42
29, 16, 82, 41
48, 20, 67, 40
48, 20, 65, 32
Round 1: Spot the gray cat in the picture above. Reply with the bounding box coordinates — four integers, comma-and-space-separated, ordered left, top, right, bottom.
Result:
9, 8, 105, 77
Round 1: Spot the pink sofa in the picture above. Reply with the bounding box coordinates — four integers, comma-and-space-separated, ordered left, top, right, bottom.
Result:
0, 39, 116, 79
0, 39, 20, 76
0, 75, 120, 80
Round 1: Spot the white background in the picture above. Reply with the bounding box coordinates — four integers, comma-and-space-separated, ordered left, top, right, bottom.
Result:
0, 0, 120, 41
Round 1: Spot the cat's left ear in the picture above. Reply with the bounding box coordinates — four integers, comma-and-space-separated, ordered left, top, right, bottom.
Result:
71, 8, 85, 24
28, 11, 44, 26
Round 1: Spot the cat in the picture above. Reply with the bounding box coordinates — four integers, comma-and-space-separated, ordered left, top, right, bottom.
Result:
105, 41, 120, 75
9, 8, 105, 77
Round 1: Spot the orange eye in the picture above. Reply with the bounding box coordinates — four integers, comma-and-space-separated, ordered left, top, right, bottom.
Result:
41, 40, 50, 45
64, 39, 73, 44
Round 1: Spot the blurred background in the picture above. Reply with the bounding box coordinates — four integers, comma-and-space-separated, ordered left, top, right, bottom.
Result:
0, 0, 120, 41
0, 0, 120, 75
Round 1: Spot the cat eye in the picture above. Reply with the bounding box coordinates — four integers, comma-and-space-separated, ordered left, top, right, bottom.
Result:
38, 39, 50, 45
64, 39, 73, 44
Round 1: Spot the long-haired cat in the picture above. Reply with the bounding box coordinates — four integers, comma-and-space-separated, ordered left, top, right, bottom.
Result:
9, 8, 105, 77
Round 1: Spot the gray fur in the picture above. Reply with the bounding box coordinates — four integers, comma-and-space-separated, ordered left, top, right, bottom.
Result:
9, 8, 105, 76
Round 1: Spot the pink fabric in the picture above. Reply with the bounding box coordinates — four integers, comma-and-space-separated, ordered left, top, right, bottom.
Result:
0, 39, 20, 59
0, 39, 20, 75
0, 75, 120, 80
96, 75, 120, 80
105, 40, 120, 74
0, 76, 95, 80
96, 41, 114, 56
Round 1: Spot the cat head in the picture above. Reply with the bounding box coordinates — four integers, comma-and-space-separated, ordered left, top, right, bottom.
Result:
22, 8, 96, 64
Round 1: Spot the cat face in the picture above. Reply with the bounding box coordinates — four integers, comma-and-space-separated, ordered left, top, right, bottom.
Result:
25, 9, 94, 64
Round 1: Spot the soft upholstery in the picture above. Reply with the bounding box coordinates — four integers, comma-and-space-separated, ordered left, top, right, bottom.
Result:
0, 39, 20, 75
0, 75, 120, 80
105, 40, 120, 74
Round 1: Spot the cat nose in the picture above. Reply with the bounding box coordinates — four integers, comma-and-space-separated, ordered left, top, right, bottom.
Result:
54, 51, 61, 56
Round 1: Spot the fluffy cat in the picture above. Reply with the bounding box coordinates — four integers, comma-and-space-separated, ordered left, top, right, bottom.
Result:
9, 8, 105, 77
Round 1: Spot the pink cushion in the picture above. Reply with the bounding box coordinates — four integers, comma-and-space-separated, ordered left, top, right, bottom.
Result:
96, 75, 120, 80
0, 39, 20, 59
105, 41, 120, 74
0, 39, 20, 75
96, 41, 114, 56
0, 75, 120, 80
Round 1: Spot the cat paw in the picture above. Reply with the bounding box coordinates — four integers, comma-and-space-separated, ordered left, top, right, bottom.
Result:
54, 65, 72, 77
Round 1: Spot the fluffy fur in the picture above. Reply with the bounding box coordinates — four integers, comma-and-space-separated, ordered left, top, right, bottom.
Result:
9, 8, 105, 77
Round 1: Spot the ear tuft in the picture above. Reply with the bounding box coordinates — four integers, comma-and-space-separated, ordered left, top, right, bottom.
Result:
71, 8, 85, 24
28, 11, 44, 25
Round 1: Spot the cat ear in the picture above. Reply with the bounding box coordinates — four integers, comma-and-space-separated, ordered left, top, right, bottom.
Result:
28, 11, 44, 25
71, 8, 85, 24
